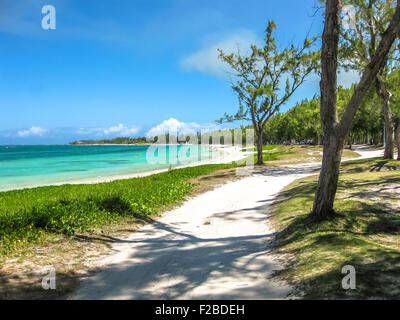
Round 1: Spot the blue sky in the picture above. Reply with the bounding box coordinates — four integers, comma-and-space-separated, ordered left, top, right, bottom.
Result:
0, 0, 358, 144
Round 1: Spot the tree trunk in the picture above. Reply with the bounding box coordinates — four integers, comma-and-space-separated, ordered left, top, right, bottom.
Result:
396, 121, 400, 160
376, 76, 394, 159
311, 0, 400, 220
311, 0, 341, 220
318, 135, 323, 145
313, 134, 344, 220
256, 131, 263, 165
383, 104, 395, 159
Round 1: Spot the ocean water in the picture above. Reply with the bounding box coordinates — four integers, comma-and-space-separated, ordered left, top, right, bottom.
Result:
0, 145, 220, 191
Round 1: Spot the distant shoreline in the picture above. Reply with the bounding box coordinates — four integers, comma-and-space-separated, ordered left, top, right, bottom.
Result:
70, 143, 153, 146
0, 145, 248, 193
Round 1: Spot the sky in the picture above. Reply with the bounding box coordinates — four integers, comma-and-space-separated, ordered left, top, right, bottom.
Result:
0, 0, 360, 144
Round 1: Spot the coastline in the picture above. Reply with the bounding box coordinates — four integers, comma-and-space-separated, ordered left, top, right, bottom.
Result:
69, 143, 152, 146
1, 145, 249, 193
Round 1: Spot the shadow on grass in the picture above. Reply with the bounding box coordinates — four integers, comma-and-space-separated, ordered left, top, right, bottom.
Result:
337, 175, 400, 205
271, 175, 400, 299
0, 269, 81, 300
340, 158, 400, 174
369, 161, 399, 172
0, 194, 156, 254
0, 195, 156, 300
276, 254, 400, 299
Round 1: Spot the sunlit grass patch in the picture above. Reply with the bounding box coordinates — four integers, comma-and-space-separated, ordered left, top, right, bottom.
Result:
241, 144, 281, 152
270, 159, 400, 299
245, 145, 361, 166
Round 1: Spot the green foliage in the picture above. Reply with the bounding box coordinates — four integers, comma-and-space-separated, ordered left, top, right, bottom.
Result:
217, 21, 319, 131
263, 96, 322, 143
0, 163, 239, 254
387, 68, 400, 122
263, 86, 384, 144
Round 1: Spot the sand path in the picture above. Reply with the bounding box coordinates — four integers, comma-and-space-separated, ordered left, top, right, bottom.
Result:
71, 145, 382, 300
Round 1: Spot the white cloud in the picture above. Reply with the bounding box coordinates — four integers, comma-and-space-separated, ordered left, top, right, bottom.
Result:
76, 124, 140, 137
147, 118, 218, 137
103, 124, 140, 136
17, 126, 47, 137
180, 30, 260, 77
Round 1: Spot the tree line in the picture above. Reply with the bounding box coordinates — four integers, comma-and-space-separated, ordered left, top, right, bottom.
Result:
262, 81, 399, 152
69, 137, 148, 145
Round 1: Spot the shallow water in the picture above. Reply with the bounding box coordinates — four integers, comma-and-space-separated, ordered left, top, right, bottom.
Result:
0, 145, 219, 191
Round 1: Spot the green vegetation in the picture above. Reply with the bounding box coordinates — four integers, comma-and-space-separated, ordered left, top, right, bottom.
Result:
70, 137, 148, 145
263, 86, 384, 145
241, 144, 281, 152
71, 131, 252, 146
271, 158, 400, 299
0, 163, 240, 255
258, 149, 295, 162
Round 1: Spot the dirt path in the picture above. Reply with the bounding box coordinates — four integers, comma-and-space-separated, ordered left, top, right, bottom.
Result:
71, 146, 382, 300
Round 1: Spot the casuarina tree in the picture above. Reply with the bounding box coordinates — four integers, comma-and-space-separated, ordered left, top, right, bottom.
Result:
312, 0, 400, 220
217, 21, 319, 165
340, 0, 400, 159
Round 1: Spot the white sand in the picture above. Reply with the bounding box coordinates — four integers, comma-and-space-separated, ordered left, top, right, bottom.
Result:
69, 145, 381, 300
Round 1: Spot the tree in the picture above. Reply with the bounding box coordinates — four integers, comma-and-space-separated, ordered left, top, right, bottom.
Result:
387, 68, 400, 158
312, 0, 400, 220
340, 0, 400, 159
217, 21, 319, 165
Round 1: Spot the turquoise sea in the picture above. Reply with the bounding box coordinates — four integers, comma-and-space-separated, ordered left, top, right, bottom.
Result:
0, 145, 220, 192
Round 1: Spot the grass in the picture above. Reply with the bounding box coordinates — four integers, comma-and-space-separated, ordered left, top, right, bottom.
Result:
340, 157, 400, 173
241, 145, 360, 166
270, 158, 400, 299
0, 162, 240, 256
0, 164, 245, 299
267, 145, 360, 166
260, 150, 295, 162
241, 144, 281, 152
237, 146, 296, 165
